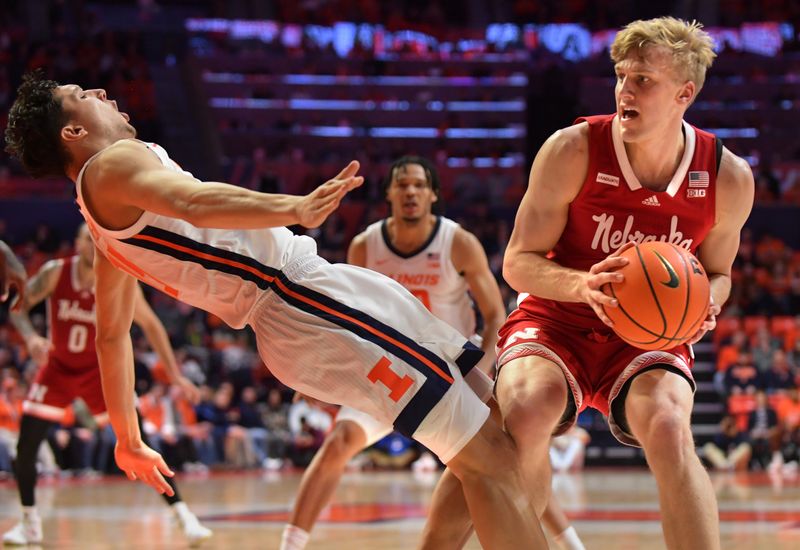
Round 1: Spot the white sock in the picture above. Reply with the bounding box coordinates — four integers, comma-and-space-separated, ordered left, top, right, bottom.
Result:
171, 501, 193, 521
553, 526, 585, 550
22, 506, 39, 520
280, 524, 310, 550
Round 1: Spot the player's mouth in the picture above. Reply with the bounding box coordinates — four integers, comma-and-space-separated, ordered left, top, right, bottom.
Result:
620, 107, 639, 121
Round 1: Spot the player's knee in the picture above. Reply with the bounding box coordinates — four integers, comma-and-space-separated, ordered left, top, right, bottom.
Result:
501, 382, 567, 446
322, 421, 364, 464
638, 409, 694, 465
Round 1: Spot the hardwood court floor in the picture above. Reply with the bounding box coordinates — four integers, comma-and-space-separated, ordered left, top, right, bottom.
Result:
1, 468, 799, 549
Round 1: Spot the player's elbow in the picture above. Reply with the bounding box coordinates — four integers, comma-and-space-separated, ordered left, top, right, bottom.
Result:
502, 252, 524, 292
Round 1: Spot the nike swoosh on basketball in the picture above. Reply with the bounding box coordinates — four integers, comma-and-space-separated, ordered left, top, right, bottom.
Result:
654, 251, 679, 288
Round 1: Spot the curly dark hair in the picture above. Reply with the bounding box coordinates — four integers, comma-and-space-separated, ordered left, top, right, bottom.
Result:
5, 71, 71, 178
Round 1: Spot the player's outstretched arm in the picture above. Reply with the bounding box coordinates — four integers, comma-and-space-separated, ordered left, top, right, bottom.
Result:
94, 248, 174, 495
689, 148, 755, 344
82, 140, 363, 230
8, 259, 61, 366
131, 285, 201, 404
502, 124, 628, 326
0, 240, 26, 308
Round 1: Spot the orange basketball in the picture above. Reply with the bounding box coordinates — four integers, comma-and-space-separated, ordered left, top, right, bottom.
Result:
602, 241, 710, 350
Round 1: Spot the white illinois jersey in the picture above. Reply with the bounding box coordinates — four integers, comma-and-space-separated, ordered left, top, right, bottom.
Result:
74, 139, 317, 329
364, 216, 475, 338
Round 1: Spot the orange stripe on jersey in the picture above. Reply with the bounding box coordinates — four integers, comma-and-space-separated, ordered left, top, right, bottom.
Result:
105, 245, 179, 298
272, 277, 454, 384
129, 234, 274, 283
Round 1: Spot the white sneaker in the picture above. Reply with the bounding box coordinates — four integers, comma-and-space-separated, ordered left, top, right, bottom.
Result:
177, 512, 213, 547
3, 515, 43, 546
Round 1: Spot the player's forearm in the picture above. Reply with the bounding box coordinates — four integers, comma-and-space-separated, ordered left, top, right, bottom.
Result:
503, 251, 587, 303
96, 335, 142, 445
0, 241, 23, 274
179, 184, 302, 229
9, 308, 37, 343
708, 273, 732, 309
478, 312, 504, 357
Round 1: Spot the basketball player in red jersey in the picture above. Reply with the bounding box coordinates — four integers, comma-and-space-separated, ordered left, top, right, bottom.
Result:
3, 224, 212, 546
493, 17, 753, 550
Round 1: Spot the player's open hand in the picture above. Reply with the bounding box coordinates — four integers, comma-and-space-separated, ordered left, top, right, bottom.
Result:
581, 241, 634, 326
296, 161, 364, 228
687, 297, 720, 345
115, 440, 175, 496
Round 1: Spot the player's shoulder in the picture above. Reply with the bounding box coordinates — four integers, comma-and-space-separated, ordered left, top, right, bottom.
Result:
451, 225, 484, 257
87, 139, 160, 180
717, 147, 755, 197
39, 257, 65, 277
544, 121, 590, 160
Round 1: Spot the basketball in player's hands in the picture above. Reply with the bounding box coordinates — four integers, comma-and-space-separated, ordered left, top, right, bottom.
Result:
602, 241, 710, 350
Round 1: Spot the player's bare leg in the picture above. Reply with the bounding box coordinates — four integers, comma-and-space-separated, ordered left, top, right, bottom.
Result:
622, 369, 720, 550
496, 356, 568, 517
418, 467, 473, 550
280, 421, 367, 550
542, 499, 585, 550
446, 418, 546, 549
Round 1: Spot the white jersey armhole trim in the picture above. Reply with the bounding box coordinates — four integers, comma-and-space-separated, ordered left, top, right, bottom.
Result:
75, 138, 157, 240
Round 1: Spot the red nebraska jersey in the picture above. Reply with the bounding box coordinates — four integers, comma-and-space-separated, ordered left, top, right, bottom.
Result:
516, 114, 719, 332
47, 256, 97, 370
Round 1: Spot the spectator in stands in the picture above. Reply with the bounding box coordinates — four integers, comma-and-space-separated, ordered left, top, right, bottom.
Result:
702, 416, 751, 471
763, 349, 797, 394
715, 330, 748, 399
288, 416, 325, 468
774, 388, 800, 471
747, 390, 779, 470
725, 351, 761, 395
237, 386, 270, 466
261, 388, 291, 469
752, 326, 781, 372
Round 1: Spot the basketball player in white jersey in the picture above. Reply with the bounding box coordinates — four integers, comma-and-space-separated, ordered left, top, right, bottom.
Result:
6, 73, 545, 549
282, 157, 584, 550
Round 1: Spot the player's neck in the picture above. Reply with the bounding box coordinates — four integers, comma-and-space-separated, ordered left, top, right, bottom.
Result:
625, 122, 685, 191
387, 215, 437, 253
65, 136, 122, 182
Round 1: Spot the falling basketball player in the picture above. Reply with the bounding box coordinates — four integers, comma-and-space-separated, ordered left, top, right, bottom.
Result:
5, 73, 545, 548
3, 224, 212, 546
281, 156, 585, 550
489, 17, 753, 550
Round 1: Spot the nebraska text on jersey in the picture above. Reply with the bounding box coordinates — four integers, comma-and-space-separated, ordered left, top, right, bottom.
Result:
56, 299, 95, 323
591, 213, 693, 254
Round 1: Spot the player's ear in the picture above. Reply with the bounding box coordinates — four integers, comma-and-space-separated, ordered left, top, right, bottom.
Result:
677, 80, 695, 105
61, 123, 88, 143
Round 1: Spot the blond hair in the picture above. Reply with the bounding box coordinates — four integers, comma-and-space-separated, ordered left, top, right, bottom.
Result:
611, 17, 716, 92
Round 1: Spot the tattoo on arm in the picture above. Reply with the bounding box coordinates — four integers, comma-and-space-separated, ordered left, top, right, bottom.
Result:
9, 262, 59, 340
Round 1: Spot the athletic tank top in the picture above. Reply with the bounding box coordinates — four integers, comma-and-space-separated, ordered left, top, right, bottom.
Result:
516, 114, 719, 331
47, 256, 97, 370
75, 139, 317, 329
364, 216, 476, 337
